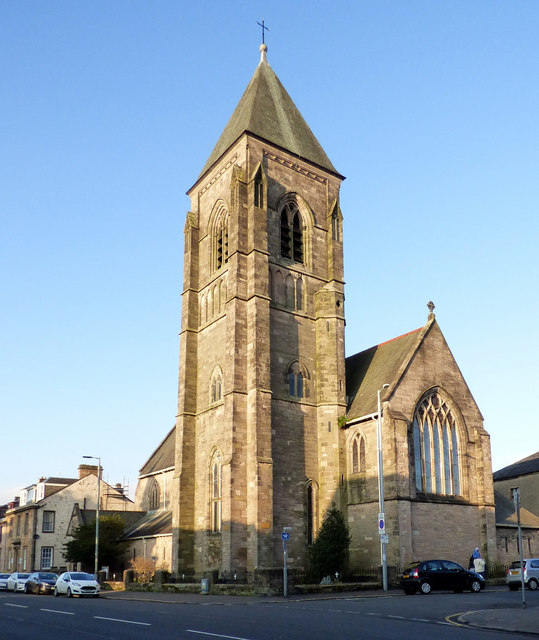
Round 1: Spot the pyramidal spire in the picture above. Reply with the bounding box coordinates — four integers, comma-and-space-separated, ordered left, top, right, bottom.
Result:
198, 43, 341, 180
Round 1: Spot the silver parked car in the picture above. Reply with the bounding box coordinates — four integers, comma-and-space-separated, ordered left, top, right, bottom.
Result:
506, 558, 539, 590
0, 573, 11, 590
6, 572, 31, 592
54, 572, 100, 598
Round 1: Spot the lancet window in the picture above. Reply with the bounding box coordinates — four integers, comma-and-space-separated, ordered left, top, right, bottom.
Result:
210, 450, 223, 533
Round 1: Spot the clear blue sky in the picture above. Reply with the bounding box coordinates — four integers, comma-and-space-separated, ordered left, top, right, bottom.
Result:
2, 1, 538, 504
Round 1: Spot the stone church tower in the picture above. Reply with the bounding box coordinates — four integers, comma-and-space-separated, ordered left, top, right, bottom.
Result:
169, 43, 498, 582
172, 44, 347, 579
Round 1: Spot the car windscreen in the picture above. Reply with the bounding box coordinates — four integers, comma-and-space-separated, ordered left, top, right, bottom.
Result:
39, 573, 57, 579
70, 573, 94, 580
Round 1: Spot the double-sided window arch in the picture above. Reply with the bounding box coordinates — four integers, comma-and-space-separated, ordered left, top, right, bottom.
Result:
287, 360, 309, 399
413, 390, 461, 496
280, 199, 304, 263
350, 431, 366, 474
210, 366, 223, 405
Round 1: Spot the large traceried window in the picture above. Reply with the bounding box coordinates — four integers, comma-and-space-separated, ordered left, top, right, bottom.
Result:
413, 391, 461, 496
210, 451, 223, 533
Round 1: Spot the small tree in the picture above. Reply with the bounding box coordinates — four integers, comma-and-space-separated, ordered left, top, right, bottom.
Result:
309, 504, 351, 580
63, 514, 129, 572
130, 557, 156, 583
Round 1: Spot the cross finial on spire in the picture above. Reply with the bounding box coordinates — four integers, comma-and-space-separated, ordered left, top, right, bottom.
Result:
257, 18, 269, 45
427, 300, 435, 320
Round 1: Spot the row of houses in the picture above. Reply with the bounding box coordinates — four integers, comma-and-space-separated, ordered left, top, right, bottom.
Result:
1, 441, 538, 578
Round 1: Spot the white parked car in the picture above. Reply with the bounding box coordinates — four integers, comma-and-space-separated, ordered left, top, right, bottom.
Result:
0, 573, 11, 590
6, 572, 31, 592
54, 572, 100, 598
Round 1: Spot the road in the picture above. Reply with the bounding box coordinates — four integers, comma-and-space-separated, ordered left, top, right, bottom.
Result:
0, 587, 536, 639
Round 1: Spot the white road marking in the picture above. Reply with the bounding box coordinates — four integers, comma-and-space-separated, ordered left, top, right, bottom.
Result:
186, 630, 254, 640
41, 608, 75, 615
94, 615, 151, 626
4, 603, 28, 608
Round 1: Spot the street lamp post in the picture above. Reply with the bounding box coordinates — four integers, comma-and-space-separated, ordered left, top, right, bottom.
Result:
83, 455, 101, 577
377, 384, 389, 592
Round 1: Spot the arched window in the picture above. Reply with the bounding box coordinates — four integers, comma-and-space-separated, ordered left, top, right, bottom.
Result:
413, 391, 461, 496
254, 167, 264, 208
288, 361, 304, 398
280, 210, 291, 259
295, 276, 303, 310
216, 219, 228, 269
280, 201, 304, 263
210, 367, 223, 404
148, 477, 160, 510
210, 450, 223, 533
285, 274, 295, 309
351, 433, 366, 474
306, 480, 318, 545
331, 203, 341, 241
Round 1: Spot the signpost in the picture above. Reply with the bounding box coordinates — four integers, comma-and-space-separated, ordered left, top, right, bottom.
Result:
282, 530, 290, 598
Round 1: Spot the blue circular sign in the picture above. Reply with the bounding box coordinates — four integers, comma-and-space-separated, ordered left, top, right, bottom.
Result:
379, 519, 384, 530
281, 531, 290, 540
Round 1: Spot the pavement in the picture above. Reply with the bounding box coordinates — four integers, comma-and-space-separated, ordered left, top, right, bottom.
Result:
101, 587, 539, 636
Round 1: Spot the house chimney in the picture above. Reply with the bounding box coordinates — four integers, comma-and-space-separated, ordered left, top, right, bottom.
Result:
78, 464, 99, 479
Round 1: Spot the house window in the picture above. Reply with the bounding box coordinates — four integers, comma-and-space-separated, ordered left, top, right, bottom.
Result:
280, 201, 304, 263
16, 515, 21, 536
42, 511, 55, 533
413, 391, 461, 496
41, 547, 53, 570
210, 451, 223, 533
351, 433, 366, 474
288, 361, 304, 398
24, 513, 29, 535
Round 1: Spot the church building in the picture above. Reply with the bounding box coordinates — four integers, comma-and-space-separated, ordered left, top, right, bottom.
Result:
145, 43, 498, 584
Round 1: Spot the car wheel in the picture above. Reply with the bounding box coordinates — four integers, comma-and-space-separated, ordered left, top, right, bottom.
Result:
508, 584, 519, 591
54, 587, 59, 597
470, 580, 482, 593
420, 581, 432, 594
67, 587, 72, 598
24, 585, 28, 593
527, 578, 538, 591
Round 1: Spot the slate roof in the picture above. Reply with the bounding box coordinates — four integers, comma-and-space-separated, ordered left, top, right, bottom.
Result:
198, 46, 341, 180
346, 327, 423, 419
494, 490, 539, 528
122, 509, 172, 539
139, 426, 176, 476
493, 452, 539, 481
